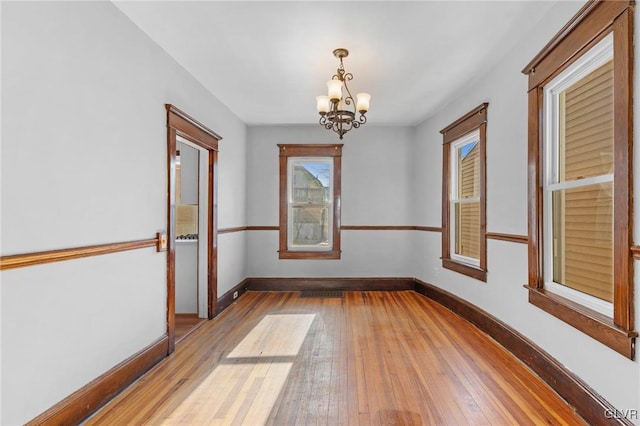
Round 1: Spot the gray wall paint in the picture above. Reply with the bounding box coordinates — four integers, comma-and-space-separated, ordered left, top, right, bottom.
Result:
411, 1, 640, 417
246, 125, 415, 277
1, 2, 246, 423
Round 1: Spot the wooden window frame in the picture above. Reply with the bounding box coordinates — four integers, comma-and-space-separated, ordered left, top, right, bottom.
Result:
278, 144, 343, 259
440, 103, 488, 282
522, 0, 636, 359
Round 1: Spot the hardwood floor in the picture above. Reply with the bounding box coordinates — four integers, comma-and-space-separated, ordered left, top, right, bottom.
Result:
175, 313, 205, 344
87, 291, 585, 425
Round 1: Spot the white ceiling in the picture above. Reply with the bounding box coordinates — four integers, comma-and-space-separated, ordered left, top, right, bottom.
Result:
115, 1, 562, 126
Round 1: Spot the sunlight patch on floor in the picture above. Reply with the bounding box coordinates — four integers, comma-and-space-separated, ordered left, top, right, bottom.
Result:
160, 314, 316, 425
228, 314, 316, 358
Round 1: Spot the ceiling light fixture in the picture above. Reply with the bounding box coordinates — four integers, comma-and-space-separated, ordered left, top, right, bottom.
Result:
316, 48, 370, 140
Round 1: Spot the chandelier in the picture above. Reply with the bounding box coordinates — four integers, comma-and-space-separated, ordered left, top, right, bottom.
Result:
316, 48, 370, 139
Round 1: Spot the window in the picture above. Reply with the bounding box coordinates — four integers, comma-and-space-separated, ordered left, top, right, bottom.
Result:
523, 1, 635, 358
440, 104, 488, 281
278, 144, 342, 259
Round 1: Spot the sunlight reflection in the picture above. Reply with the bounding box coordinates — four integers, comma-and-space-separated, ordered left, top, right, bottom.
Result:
160, 314, 316, 425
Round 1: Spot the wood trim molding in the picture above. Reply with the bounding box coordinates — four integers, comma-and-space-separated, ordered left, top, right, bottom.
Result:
218, 226, 247, 234
220, 225, 444, 233
485, 232, 528, 244
631, 245, 640, 259
522, 1, 631, 90
341, 225, 416, 231
245, 277, 415, 292
0, 236, 159, 271
526, 285, 636, 359
216, 279, 249, 315
278, 144, 343, 260
414, 226, 442, 232
440, 103, 488, 282
247, 225, 279, 231
414, 279, 634, 426
26, 336, 169, 426
166, 104, 221, 354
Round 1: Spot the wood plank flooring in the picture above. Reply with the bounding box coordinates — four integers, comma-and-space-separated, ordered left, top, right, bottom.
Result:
87, 291, 585, 425
175, 313, 205, 343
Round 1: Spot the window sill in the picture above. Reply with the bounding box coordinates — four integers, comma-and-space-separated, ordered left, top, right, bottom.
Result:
525, 285, 636, 359
279, 250, 341, 260
442, 258, 487, 282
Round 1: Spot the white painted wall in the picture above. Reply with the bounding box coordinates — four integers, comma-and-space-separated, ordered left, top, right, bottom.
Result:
246, 125, 414, 277
0, 2, 246, 424
411, 1, 640, 419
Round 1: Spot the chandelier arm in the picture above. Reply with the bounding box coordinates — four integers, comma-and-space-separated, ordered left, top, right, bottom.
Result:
358, 113, 367, 125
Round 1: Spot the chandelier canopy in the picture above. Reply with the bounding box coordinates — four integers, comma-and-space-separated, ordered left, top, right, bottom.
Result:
316, 48, 370, 140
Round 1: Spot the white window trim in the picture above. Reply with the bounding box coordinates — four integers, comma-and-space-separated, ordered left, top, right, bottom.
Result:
450, 130, 481, 267
287, 157, 334, 251
542, 33, 614, 318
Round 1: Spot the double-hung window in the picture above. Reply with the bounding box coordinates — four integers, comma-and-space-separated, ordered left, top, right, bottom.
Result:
278, 144, 342, 259
440, 104, 488, 281
543, 35, 614, 317
523, 1, 635, 358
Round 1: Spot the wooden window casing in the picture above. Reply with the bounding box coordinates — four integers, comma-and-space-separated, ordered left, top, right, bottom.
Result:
522, 0, 636, 358
278, 144, 342, 259
441, 104, 488, 282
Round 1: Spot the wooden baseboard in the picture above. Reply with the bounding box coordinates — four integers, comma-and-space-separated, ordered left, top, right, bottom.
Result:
216, 279, 249, 315
26, 335, 169, 426
245, 277, 415, 292
413, 279, 632, 426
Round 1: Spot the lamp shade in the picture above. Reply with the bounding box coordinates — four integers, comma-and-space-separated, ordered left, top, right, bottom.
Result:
316, 96, 330, 113
327, 79, 343, 100
356, 93, 371, 112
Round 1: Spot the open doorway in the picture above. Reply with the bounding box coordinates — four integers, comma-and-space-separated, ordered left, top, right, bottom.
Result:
166, 104, 221, 353
174, 137, 208, 342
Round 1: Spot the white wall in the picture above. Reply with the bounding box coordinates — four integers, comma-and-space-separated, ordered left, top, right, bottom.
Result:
0, 2, 246, 424
246, 125, 414, 277
411, 0, 639, 419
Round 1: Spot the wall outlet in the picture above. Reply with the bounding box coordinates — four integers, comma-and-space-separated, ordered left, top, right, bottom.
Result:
233, 291, 238, 299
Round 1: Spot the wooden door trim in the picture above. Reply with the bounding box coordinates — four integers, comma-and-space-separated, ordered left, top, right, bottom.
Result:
166, 104, 221, 354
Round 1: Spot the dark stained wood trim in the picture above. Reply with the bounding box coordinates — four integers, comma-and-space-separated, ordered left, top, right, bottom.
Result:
414, 280, 634, 426
523, 1, 631, 90
527, 88, 544, 289
341, 225, 417, 231
522, 0, 603, 74
441, 103, 488, 282
486, 232, 528, 244
26, 335, 169, 426
414, 226, 442, 232
612, 5, 634, 333
0, 237, 159, 271
440, 103, 489, 143
245, 277, 415, 292
523, 2, 636, 356
166, 104, 221, 353
526, 286, 636, 359
442, 258, 487, 282
217, 226, 247, 234
215, 279, 249, 315
278, 144, 343, 260
166, 104, 223, 143
247, 225, 279, 231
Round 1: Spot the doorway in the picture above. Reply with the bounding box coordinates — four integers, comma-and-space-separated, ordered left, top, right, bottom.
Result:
174, 137, 208, 341
166, 104, 221, 353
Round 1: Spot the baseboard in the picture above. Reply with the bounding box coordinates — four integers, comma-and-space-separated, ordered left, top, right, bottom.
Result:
216, 279, 250, 315
413, 279, 632, 426
245, 277, 415, 292
26, 335, 169, 426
